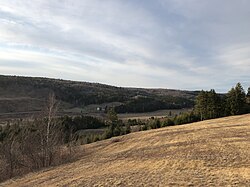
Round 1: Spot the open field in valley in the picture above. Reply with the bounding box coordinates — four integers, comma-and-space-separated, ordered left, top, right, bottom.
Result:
118, 108, 191, 120
1, 114, 250, 187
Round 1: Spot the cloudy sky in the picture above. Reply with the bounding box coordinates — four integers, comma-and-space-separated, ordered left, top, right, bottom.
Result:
0, 0, 250, 92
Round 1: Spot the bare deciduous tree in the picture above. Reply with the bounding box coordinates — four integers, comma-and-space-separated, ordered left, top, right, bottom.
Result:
0, 92, 79, 182
0, 133, 19, 179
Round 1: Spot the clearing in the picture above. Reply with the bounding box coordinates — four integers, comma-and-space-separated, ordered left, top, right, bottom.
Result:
118, 108, 190, 120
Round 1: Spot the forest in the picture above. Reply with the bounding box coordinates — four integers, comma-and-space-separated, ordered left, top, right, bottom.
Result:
0, 75, 197, 113
0, 75, 196, 114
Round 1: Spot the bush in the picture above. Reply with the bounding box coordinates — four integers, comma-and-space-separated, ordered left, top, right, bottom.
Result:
125, 124, 131, 134
174, 112, 199, 125
161, 118, 174, 127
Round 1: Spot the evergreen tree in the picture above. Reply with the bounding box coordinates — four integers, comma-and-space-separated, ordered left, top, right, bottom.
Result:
235, 83, 246, 114
207, 89, 221, 118
104, 108, 123, 138
195, 90, 207, 120
247, 87, 250, 104
195, 89, 222, 120
107, 108, 118, 123
125, 124, 131, 134
226, 87, 236, 115
226, 83, 246, 115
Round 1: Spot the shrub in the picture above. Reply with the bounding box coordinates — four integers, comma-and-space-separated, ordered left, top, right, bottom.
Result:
161, 118, 174, 127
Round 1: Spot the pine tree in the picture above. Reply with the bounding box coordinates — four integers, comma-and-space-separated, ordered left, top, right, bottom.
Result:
207, 90, 215, 118
207, 89, 221, 118
246, 87, 250, 104
104, 108, 123, 138
235, 83, 246, 114
195, 89, 222, 120
195, 90, 207, 120
226, 87, 235, 115
226, 83, 246, 115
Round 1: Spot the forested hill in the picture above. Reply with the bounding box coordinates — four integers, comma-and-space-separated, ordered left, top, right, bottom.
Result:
0, 75, 197, 114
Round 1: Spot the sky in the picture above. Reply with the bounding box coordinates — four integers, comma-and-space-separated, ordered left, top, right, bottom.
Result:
0, 0, 250, 92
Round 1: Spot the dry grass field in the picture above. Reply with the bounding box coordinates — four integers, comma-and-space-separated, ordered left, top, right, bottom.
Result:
118, 109, 190, 120
1, 114, 250, 187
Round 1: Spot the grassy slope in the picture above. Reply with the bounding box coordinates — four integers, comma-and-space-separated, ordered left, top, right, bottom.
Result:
2, 114, 250, 187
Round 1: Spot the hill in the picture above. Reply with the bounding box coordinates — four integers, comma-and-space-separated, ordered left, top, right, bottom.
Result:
0, 75, 196, 118
2, 114, 250, 186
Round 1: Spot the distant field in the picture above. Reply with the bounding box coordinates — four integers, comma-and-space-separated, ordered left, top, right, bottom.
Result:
63, 108, 192, 121
0, 105, 193, 122
2, 114, 250, 186
64, 102, 123, 114
118, 108, 191, 120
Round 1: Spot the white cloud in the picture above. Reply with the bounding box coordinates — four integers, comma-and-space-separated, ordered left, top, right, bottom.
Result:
0, 0, 249, 92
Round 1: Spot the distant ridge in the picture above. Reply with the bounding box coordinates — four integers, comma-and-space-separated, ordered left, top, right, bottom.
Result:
0, 75, 197, 115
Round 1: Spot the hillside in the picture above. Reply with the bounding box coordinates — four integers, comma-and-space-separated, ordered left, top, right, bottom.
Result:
2, 114, 250, 187
0, 75, 196, 117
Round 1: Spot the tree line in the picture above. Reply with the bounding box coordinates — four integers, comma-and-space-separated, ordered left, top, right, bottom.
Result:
114, 96, 193, 113
195, 83, 249, 120
118, 83, 250, 130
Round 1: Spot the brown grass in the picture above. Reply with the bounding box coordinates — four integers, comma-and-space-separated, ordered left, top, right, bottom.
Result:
1, 114, 250, 187
118, 108, 190, 120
